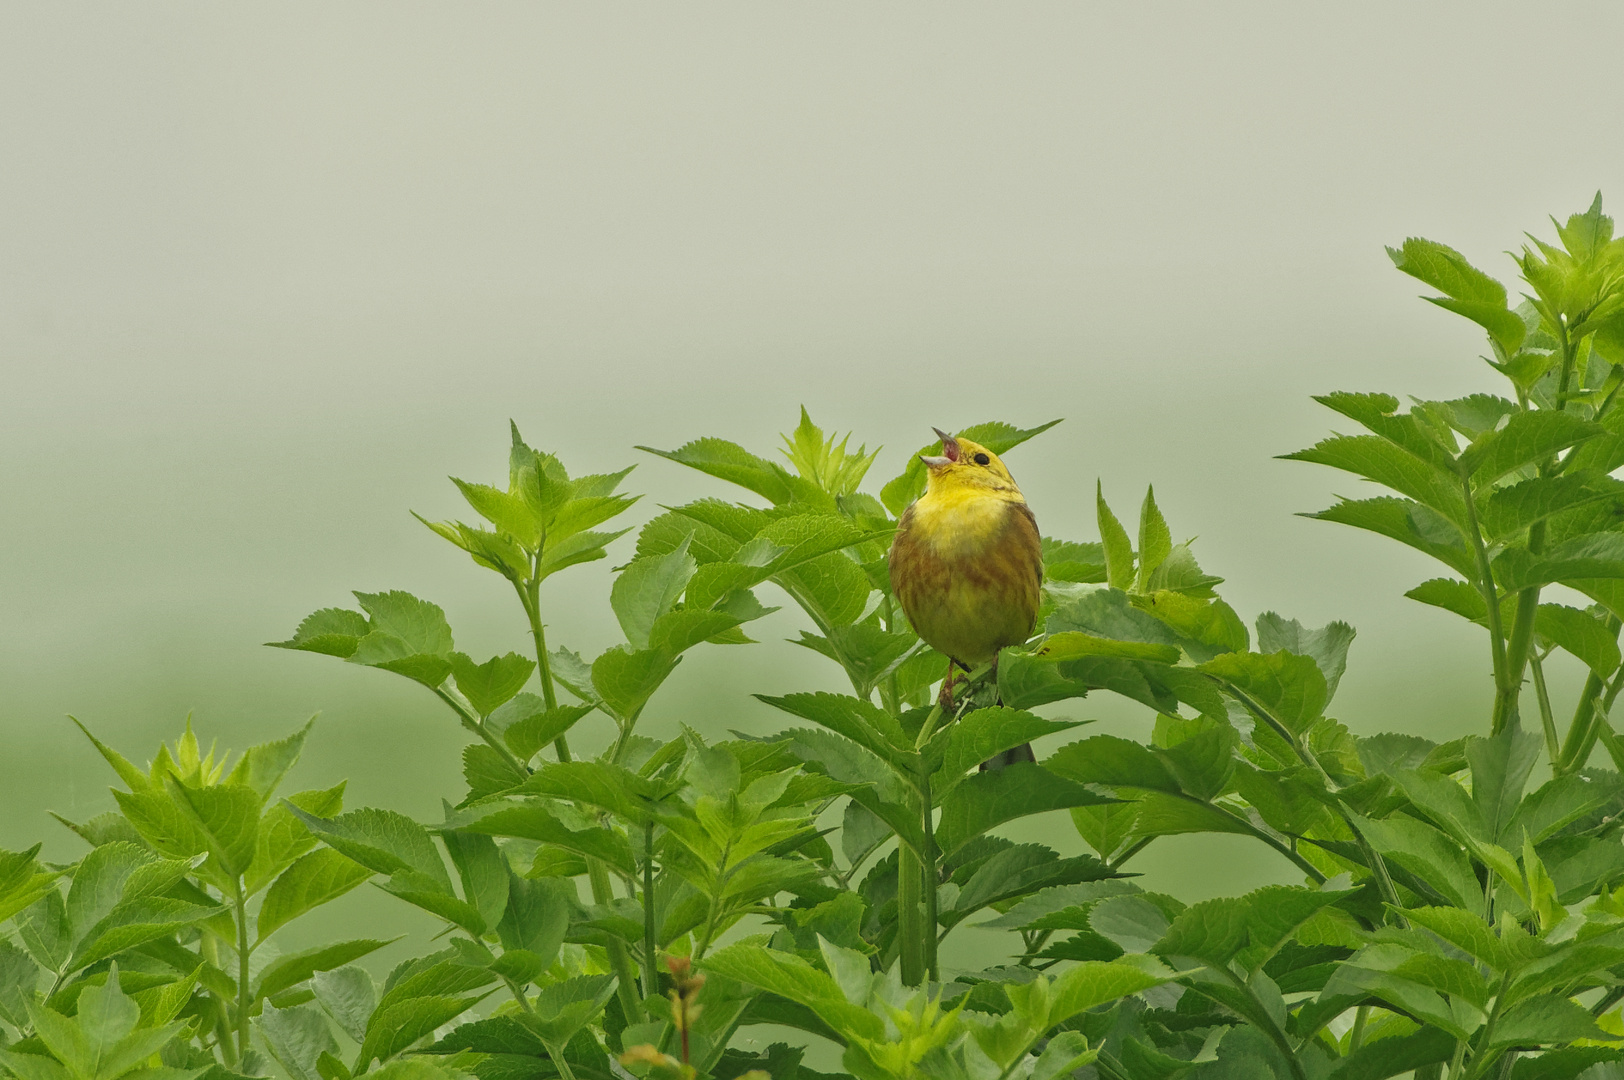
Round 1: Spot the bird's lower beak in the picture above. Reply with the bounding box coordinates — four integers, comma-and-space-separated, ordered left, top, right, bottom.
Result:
920, 455, 953, 470
926, 427, 961, 468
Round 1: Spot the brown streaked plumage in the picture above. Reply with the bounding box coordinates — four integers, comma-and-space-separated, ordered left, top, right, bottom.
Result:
889, 431, 1043, 757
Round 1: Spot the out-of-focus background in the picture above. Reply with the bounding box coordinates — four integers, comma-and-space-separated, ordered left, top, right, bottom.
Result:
4, 3, 1624, 974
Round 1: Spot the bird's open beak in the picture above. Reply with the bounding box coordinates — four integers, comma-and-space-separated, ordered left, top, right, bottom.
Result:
920, 428, 960, 470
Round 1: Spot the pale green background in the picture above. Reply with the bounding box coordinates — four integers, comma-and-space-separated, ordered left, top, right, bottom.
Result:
4, 3, 1624, 982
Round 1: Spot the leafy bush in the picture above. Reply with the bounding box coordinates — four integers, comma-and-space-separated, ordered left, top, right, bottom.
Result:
7, 197, 1624, 1080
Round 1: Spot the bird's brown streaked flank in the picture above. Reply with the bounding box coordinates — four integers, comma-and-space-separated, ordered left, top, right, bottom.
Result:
888, 428, 1043, 768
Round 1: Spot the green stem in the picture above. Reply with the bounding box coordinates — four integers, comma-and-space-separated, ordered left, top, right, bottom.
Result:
1348, 1004, 1369, 1054
518, 573, 572, 762
1109, 837, 1154, 871
1463, 970, 1515, 1080
1460, 471, 1513, 733
543, 1041, 578, 1080
502, 973, 536, 1014
1211, 965, 1308, 1080
920, 768, 939, 983
642, 822, 659, 1000
1529, 652, 1560, 767
1560, 616, 1624, 772
433, 685, 529, 775
233, 880, 251, 1063
1223, 681, 1402, 920
199, 933, 238, 1067
1499, 519, 1545, 736
588, 858, 643, 1019
897, 838, 924, 986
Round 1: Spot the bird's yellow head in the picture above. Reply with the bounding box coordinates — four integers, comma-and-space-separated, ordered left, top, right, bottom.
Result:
920, 429, 1023, 498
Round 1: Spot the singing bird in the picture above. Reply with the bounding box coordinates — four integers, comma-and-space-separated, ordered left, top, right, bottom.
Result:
889, 429, 1044, 766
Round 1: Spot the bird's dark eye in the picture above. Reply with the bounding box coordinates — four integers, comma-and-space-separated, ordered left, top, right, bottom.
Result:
973, 452, 991, 466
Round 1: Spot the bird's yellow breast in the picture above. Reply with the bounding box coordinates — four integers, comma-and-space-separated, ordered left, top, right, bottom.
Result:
906, 486, 1025, 559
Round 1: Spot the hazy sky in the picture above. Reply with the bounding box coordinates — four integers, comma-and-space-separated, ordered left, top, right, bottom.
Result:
4, 4, 1624, 890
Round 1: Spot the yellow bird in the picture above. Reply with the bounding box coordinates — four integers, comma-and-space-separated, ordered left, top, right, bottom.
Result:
889, 429, 1043, 764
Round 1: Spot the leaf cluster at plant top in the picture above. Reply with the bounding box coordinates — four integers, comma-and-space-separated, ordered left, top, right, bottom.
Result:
8, 198, 1624, 1080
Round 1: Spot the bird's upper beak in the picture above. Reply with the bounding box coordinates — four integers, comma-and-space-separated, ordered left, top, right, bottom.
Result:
920, 428, 959, 471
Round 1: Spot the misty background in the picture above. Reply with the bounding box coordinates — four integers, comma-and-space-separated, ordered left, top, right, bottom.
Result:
4, 3, 1624, 977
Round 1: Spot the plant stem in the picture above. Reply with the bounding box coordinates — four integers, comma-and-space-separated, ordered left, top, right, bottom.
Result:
233, 879, 251, 1063
642, 822, 659, 1000
586, 856, 644, 1019
919, 768, 939, 983
1348, 1004, 1369, 1053
1529, 652, 1560, 767
433, 685, 528, 775
518, 572, 572, 762
1499, 518, 1545, 735
1463, 970, 1514, 1080
544, 1042, 578, 1080
1460, 471, 1513, 733
897, 838, 924, 986
1559, 616, 1623, 772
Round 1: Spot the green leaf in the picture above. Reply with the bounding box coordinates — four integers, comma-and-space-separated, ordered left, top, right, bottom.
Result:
1398, 906, 1531, 972
455, 801, 636, 876
449, 653, 535, 717
1535, 603, 1622, 677
1388, 237, 1525, 355
493, 697, 594, 761
1153, 886, 1351, 971
1315, 392, 1460, 472
494, 874, 571, 966
0, 941, 40, 1028
1135, 486, 1173, 591
513, 761, 661, 825
1048, 958, 1177, 1027
1461, 411, 1604, 483
1480, 474, 1623, 539
257, 849, 373, 943
1047, 735, 1179, 792
1069, 803, 1141, 861
1305, 497, 1475, 578
247, 783, 346, 895
935, 764, 1115, 857
700, 943, 884, 1042
358, 992, 490, 1070
639, 438, 797, 505
611, 538, 698, 650
775, 552, 873, 629
796, 623, 917, 697
647, 608, 745, 656
441, 830, 510, 936
537, 527, 630, 577
636, 508, 742, 564
931, 708, 1084, 792
1488, 994, 1602, 1048
1282, 436, 1466, 526
227, 717, 314, 802
1200, 650, 1327, 734
283, 806, 451, 890
259, 1002, 340, 1080
1406, 577, 1486, 621
257, 939, 395, 1002
462, 744, 526, 801
352, 591, 454, 658
880, 419, 1062, 516
755, 692, 913, 775
64, 843, 151, 945
1347, 811, 1481, 910
312, 966, 376, 1043
1096, 483, 1134, 590
1042, 537, 1107, 584
268, 608, 371, 659
163, 779, 260, 877
71, 896, 222, 971
19, 890, 71, 972
1495, 530, 1624, 592
1468, 726, 1542, 844
1255, 612, 1356, 701
1031, 632, 1179, 664
590, 646, 678, 720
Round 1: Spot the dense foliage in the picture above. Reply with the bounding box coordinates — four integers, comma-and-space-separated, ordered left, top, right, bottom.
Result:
7, 197, 1624, 1080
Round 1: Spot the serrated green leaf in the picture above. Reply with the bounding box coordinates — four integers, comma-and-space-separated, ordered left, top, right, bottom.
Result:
1304, 496, 1475, 578
449, 652, 535, 717
257, 849, 373, 943
1283, 436, 1467, 526
268, 609, 370, 659
257, 938, 395, 1002
283, 806, 451, 890
1461, 410, 1604, 483
935, 764, 1115, 857
1096, 483, 1134, 590
590, 646, 678, 720
1200, 650, 1327, 734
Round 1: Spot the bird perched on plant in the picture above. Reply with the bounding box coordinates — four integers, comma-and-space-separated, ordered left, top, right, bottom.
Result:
889, 429, 1043, 767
